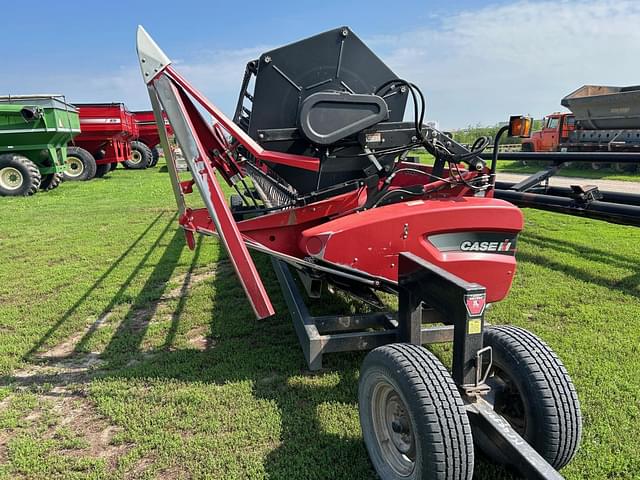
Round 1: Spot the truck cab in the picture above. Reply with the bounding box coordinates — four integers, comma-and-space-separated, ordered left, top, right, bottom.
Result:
522, 112, 575, 152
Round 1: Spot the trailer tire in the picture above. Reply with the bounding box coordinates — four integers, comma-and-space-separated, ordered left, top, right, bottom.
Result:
94, 164, 111, 178
64, 146, 96, 181
0, 154, 41, 196
125, 141, 152, 169
476, 325, 582, 470
39, 172, 63, 191
359, 343, 474, 480
150, 146, 161, 167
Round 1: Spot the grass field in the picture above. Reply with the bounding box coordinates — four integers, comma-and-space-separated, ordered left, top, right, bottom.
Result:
412, 151, 640, 182
0, 164, 638, 479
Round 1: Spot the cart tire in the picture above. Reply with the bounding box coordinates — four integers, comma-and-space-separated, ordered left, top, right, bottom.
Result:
477, 325, 582, 470
150, 146, 161, 167
125, 141, 152, 169
359, 343, 474, 480
94, 164, 111, 178
64, 146, 96, 181
0, 154, 41, 196
39, 172, 63, 191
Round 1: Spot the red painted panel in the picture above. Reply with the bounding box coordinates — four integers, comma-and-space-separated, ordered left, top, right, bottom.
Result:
299, 198, 523, 302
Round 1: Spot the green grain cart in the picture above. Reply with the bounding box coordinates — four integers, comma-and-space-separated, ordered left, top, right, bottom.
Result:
0, 95, 80, 196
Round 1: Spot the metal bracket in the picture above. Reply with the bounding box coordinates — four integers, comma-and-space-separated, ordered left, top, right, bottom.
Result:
398, 252, 486, 386
462, 345, 492, 397
466, 398, 564, 480
272, 258, 455, 370
569, 184, 603, 204
137, 26, 171, 83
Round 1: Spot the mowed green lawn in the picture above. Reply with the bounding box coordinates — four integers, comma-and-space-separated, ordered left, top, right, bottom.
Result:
0, 164, 638, 479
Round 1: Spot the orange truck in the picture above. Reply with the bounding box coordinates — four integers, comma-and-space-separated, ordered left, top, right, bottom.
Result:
522, 85, 640, 167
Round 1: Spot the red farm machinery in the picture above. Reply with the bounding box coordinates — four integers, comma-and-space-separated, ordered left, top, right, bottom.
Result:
137, 26, 582, 479
132, 110, 172, 167
65, 102, 138, 180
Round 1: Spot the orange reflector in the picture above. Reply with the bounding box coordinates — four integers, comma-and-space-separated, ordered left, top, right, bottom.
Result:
508, 115, 533, 138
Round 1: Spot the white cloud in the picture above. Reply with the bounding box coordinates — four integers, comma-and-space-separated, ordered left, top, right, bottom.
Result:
374, 0, 640, 129
4, 1, 639, 129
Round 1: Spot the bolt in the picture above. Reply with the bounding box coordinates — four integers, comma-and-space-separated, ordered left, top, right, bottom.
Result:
141, 58, 146, 63
341, 28, 349, 37
264, 56, 271, 63
400, 86, 407, 93
258, 133, 265, 139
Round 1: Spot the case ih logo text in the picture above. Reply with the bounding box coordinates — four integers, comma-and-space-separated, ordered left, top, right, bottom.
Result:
460, 239, 513, 253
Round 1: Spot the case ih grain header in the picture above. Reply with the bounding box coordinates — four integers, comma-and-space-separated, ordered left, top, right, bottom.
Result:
65, 102, 138, 180
137, 26, 582, 479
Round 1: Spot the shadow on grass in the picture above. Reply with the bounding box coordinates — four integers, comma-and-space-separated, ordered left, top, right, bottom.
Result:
522, 231, 638, 271
23, 211, 171, 360
9, 232, 517, 479
517, 251, 639, 300
98, 250, 515, 478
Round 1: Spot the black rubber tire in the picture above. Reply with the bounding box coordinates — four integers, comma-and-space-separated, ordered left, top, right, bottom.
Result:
64, 146, 96, 181
94, 163, 111, 178
110, 162, 118, 171
478, 326, 582, 470
124, 141, 152, 169
150, 145, 161, 167
359, 343, 474, 480
39, 172, 63, 191
521, 142, 534, 152
0, 153, 41, 196
519, 142, 533, 166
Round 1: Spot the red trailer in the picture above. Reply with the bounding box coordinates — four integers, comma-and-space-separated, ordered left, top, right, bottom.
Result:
65, 103, 137, 180
131, 110, 173, 167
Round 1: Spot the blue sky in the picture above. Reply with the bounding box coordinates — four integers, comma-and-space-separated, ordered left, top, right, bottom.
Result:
2, 0, 639, 129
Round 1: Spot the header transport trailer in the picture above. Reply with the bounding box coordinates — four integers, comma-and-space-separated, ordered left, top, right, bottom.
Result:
0, 95, 79, 196
65, 102, 138, 181
132, 110, 173, 167
138, 26, 582, 480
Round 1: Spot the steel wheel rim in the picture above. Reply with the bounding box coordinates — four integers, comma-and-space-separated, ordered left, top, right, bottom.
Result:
66, 157, 84, 178
371, 380, 416, 476
0, 167, 24, 191
130, 150, 143, 164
